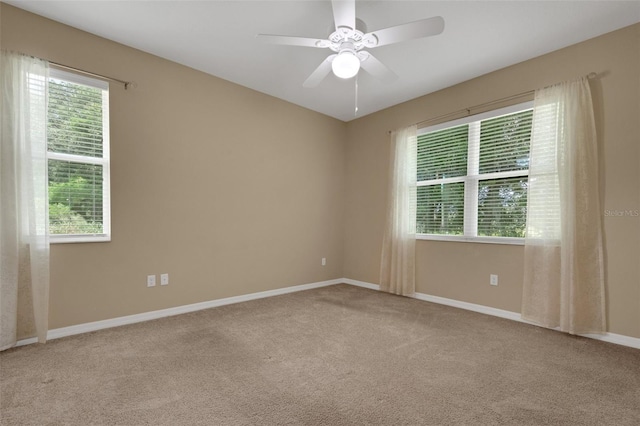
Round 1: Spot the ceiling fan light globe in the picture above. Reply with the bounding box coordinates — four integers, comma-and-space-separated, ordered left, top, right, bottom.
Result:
331, 51, 360, 79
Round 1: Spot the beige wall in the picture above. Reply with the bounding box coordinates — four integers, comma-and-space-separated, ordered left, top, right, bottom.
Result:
344, 23, 640, 338
1, 5, 347, 337
3, 4, 639, 340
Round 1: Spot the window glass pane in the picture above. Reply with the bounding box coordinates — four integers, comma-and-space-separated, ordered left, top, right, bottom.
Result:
477, 177, 528, 238
48, 79, 104, 158
48, 160, 104, 235
417, 124, 468, 181
417, 183, 465, 235
479, 110, 532, 174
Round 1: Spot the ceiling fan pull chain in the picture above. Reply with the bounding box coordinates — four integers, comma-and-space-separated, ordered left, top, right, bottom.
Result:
355, 74, 359, 116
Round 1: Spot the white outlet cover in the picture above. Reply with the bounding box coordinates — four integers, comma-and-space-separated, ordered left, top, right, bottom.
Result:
147, 275, 156, 287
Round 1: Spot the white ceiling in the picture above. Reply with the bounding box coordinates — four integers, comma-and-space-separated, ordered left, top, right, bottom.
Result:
5, 1, 640, 122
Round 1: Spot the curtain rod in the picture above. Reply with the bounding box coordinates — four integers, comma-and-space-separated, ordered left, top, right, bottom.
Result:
50, 61, 132, 90
389, 72, 598, 134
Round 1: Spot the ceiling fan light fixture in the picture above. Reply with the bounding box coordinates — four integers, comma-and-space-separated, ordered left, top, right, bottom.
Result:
331, 50, 360, 79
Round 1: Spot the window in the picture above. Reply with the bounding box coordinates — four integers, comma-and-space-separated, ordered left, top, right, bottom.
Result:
47, 69, 110, 243
416, 102, 533, 243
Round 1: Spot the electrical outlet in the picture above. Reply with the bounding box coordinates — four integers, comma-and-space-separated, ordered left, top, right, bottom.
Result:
490, 274, 498, 286
147, 275, 156, 287
321, 258, 326, 266
160, 273, 169, 286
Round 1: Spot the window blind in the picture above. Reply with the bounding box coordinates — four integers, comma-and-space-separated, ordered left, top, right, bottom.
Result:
416, 103, 533, 239
416, 124, 468, 234
476, 110, 531, 237
479, 110, 532, 174
47, 70, 110, 240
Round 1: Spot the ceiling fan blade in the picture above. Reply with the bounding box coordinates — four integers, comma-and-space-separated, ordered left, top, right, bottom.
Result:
359, 52, 398, 84
369, 16, 444, 48
303, 55, 337, 88
257, 34, 328, 48
332, 0, 356, 31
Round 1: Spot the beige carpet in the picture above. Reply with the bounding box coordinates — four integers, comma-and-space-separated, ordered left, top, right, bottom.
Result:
1, 284, 639, 425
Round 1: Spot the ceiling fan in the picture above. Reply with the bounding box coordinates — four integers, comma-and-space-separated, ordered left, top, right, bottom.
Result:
257, 0, 444, 88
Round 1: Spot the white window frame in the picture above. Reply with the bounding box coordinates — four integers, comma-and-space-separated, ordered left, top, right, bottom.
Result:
416, 101, 533, 245
48, 69, 111, 243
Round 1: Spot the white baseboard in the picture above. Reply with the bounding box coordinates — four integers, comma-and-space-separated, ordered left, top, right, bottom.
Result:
15, 337, 38, 347
15, 277, 639, 350
343, 278, 640, 350
579, 332, 640, 349
16, 278, 342, 346
411, 292, 526, 323
342, 278, 380, 291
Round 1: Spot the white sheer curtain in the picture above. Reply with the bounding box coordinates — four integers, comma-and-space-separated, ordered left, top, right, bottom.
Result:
1, 51, 50, 350
380, 125, 417, 296
522, 76, 605, 334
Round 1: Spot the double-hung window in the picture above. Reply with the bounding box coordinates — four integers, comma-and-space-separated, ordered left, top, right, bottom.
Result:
416, 102, 533, 243
47, 69, 110, 243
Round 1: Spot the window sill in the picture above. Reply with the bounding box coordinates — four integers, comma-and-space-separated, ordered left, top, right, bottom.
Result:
50, 235, 110, 244
416, 234, 524, 245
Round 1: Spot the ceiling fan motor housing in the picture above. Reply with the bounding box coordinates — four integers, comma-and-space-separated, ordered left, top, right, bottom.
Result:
327, 27, 378, 53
